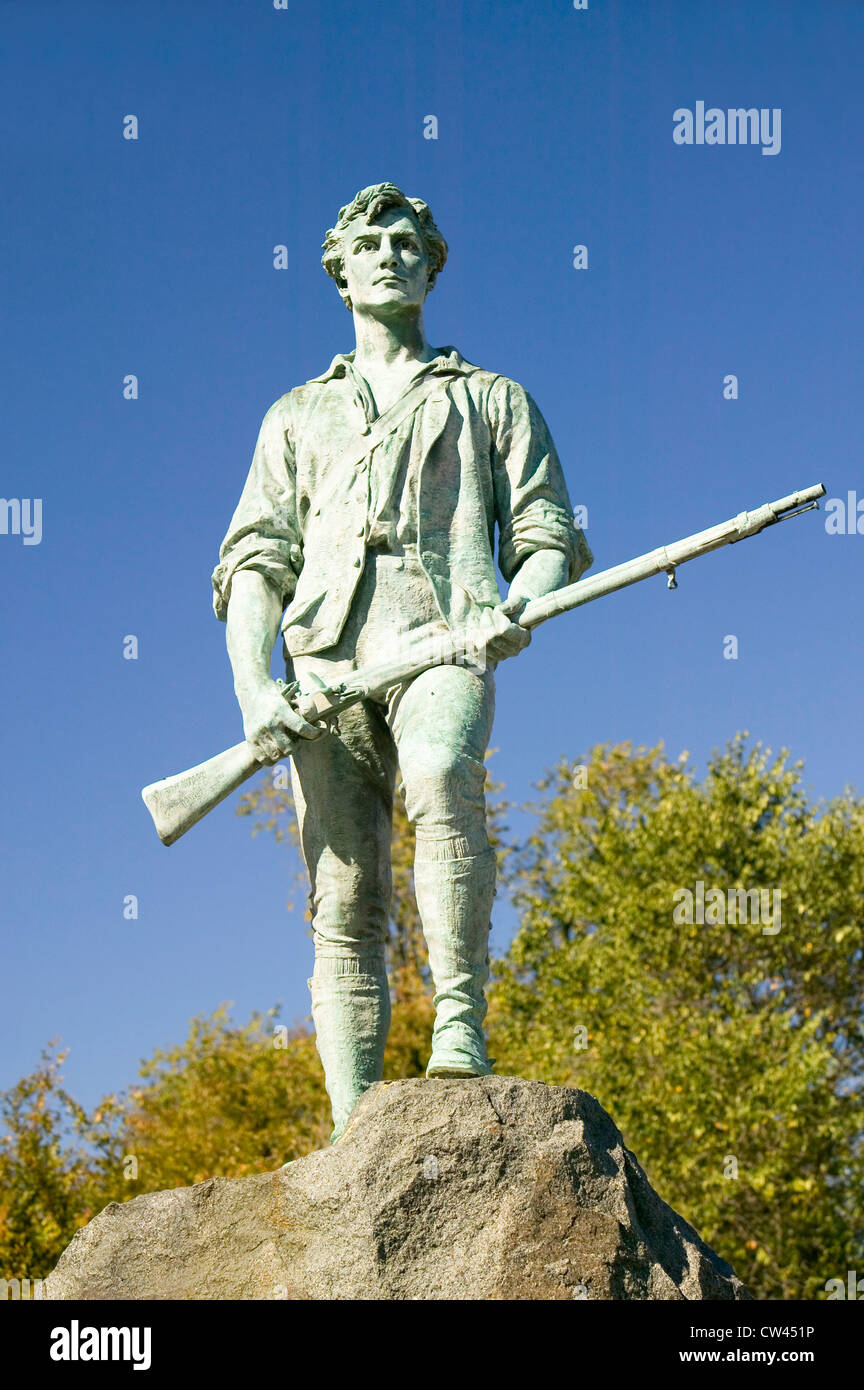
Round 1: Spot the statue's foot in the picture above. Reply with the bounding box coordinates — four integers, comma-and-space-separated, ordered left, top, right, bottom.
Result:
426, 1049, 492, 1079
426, 1018, 493, 1078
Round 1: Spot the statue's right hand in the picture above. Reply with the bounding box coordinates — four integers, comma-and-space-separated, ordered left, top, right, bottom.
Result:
240, 681, 324, 764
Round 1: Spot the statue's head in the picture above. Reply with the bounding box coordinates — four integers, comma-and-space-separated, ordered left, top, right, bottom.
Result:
322, 183, 448, 315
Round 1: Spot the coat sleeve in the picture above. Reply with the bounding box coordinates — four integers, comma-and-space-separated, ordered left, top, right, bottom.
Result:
488, 375, 593, 585
211, 395, 302, 621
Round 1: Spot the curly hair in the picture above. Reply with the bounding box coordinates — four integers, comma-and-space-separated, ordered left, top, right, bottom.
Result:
321, 183, 448, 311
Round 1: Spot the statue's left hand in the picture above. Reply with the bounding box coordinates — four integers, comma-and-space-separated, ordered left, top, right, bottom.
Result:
480, 602, 532, 661
481, 549, 569, 660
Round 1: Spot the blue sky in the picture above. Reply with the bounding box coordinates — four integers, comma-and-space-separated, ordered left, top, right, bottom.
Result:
1, 0, 861, 1109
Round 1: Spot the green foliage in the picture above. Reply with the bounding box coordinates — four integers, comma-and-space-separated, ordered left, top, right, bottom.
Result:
0, 1045, 126, 1280
0, 1010, 330, 1283
488, 736, 864, 1299
121, 1006, 330, 1187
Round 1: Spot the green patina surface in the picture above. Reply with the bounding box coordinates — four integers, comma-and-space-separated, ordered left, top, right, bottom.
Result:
215, 184, 588, 1139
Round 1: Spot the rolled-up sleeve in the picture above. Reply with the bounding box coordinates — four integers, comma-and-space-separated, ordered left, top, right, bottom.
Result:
211, 395, 302, 621
489, 376, 592, 584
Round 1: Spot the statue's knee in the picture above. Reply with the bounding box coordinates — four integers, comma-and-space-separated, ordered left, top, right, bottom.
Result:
401, 749, 487, 836
310, 863, 391, 947
406, 741, 483, 789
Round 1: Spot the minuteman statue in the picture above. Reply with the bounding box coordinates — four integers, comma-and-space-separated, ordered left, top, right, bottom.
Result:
212, 184, 592, 1141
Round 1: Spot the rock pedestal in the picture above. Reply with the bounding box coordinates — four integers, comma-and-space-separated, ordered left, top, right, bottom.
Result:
46, 1077, 749, 1300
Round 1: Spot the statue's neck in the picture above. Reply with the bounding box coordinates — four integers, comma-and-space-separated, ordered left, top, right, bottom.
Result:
351, 309, 435, 375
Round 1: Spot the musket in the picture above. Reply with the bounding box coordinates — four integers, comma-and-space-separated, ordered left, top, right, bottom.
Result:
142, 482, 825, 846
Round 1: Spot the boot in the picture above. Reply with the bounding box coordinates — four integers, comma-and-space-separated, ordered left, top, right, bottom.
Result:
413, 847, 496, 1078
308, 965, 391, 1142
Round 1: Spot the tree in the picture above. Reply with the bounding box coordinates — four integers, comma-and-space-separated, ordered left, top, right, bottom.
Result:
0, 1009, 330, 1284
0, 1044, 125, 1282
488, 736, 864, 1299
119, 1006, 329, 1188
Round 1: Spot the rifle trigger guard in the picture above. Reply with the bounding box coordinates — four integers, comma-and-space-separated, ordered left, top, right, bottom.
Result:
665, 567, 678, 590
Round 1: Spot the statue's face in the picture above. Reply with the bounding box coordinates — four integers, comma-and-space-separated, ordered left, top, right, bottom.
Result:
341, 206, 430, 315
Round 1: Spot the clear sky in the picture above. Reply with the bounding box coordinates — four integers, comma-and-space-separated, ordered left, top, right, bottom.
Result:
1, 0, 861, 1109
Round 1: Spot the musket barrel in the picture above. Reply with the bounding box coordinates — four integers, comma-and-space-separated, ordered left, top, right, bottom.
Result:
769, 483, 826, 513
520, 482, 825, 630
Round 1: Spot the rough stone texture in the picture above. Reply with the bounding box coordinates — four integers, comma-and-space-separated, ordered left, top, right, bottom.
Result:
45, 1077, 750, 1301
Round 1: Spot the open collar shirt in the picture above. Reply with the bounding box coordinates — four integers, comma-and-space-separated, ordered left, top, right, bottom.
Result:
212, 346, 592, 657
